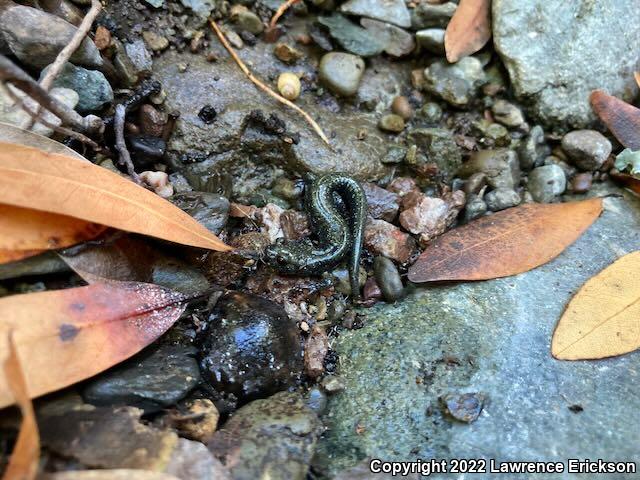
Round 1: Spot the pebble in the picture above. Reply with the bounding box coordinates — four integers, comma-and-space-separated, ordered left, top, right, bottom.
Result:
491, 99, 525, 128
410, 1, 457, 29
518, 125, 549, 170
128, 134, 166, 166
381, 145, 407, 164
230, 5, 264, 35
363, 276, 383, 303
423, 57, 487, 107
82, 345, 200, 413
39, 63, 112, 113
139, 170, 173, 198
463, 194, 487, 222
94, 25, 112, 51
142, 31, 169, 51
364, 218, 416, 263
463, 172, 487, 195
391, 95, 414, 120
125, 39, 153, 74
415, 102, 443, 125
378, 113, 405, 133
361, 184, 399, 223
441, 392, 485, 423
172, 191, 229, 235
484, 187, 521, 211
457, 149, 520, 190
167, 399, 219, 444
387, 177, 420, 197
138, 104, 168, 137
360, 18, 416, 57
527, 165, 566, 203
318, 52, 366, 96
180, 0, 216, 18
407, 128, 462, 178
305, 387, 328, 415
208, 392, 320, 480
0, 5, 103, 69
473, 120, 510, 147
399, 191, 466, 246
317, 13, 385, 57
373, 256, 404, 302
570, 172, 592, 193
274, 43, 304, 64
340, 0, 411, 28
198, 292, 303, 403
322, 375, 346, 393
561, 130, 612, 171
304, 326, 329, 378
416, 28, 445, 54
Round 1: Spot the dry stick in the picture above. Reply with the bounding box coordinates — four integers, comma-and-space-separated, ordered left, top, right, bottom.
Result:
113, 104, 141, 184
269, 0, 301, 29
24, 0, 102, 130
209, 19, 331, 148
2, 83, 100, 150
0, 55, 104, 135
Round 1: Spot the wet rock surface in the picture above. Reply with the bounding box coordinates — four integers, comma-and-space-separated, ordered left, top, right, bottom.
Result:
198, 292, 303, 406
316, 187, 640, 477
208, 392, 321, 480
493, 0, 640, 131
82, 345, 200, 413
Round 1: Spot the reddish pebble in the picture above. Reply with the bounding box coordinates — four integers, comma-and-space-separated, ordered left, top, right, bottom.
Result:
570, 172, 592, 193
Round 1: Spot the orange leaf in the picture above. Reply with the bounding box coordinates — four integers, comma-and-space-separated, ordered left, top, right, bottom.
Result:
0, 281, 189, 409
609, 170, 640, 196
552, 251, 640, 360
634, 72, 640, 89
2, 331, 39, 480
590, 90, 640, 150
408, 199, 603, 283
444, 0, 492, 63
0, 249, 43, 265
0, 142, 231, 252
0, 204, 107, 264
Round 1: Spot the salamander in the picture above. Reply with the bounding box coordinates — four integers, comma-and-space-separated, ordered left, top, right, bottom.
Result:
264, 173, 367, 299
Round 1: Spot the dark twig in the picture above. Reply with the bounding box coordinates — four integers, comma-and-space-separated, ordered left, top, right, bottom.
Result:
3, 84, 101, 151
0, 55, 104, 135
113, 104, 141, 184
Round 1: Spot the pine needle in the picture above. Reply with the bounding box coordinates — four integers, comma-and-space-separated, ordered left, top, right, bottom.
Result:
269, 0, 301, 29
209, 19, 332, 148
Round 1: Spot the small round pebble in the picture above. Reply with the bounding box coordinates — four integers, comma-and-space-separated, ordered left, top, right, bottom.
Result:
391, 95, 414, 120
378, 113, 405, 133
570, 172, 592, 193
373, 256, 404, 302
318, 52, 365, 97
485, 187, 521, 211
561, 130, 612, 171
527, 164, 566, 203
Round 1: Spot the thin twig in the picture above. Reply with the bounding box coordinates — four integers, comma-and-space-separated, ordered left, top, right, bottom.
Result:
209, 19, 331, 148
113, 104, 141, 184
0, 55, 104, 135
2, 83, 101, 150
23, 0, 102, 130
269, 0, 301, 29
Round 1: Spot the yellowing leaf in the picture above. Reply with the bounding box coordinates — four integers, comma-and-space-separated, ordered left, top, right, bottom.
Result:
552, 251, 640, 360
444, 0, 492, 63
0, 142, 230, 252
0, 281, 189, 409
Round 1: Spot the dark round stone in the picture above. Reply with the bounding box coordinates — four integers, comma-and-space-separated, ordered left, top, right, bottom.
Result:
198, 104, 217, 124
198, 292, 303, 403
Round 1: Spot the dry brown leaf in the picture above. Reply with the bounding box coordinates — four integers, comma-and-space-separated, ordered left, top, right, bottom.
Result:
609, 170, 640, 196
408, 198, 603, 283
634, 72, 640, 89
0, 142, 230, 252
0, 249, 44, 265
0, 204, 107, 265
552, 251, 640, 360
444, 0, 492, 63
0, 281, 189, 409
590, 90, 640, 151
2, 331, 40, 480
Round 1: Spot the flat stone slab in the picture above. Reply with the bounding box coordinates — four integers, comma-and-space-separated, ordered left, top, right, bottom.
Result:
316, 185, 640, 477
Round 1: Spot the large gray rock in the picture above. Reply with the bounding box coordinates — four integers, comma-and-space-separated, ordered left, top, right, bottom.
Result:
492, 0, 640, 131
423, 57, 486, 107
153, 47, 389, 189
317, 14, 386, 57
0, 5, 103, 69
315, 185, 640, 477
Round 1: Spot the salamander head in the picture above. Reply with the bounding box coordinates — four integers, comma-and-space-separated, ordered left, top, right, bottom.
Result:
264, 242, 304, 273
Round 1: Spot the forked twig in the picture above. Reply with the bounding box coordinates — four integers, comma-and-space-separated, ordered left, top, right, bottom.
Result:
209, 19, 331, 148
113, 104, 141, 184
